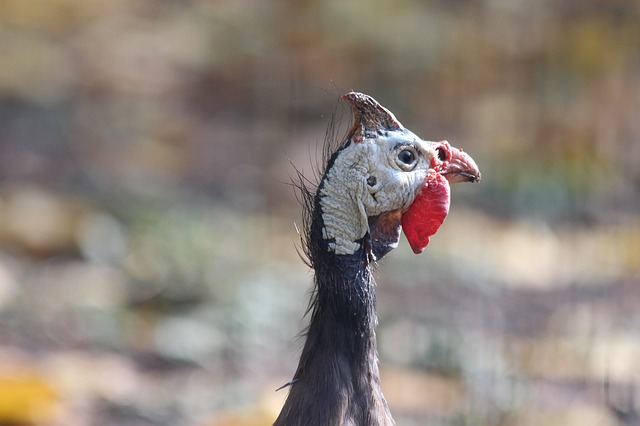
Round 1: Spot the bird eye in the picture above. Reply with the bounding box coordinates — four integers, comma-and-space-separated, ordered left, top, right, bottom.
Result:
396, 148, 418, 171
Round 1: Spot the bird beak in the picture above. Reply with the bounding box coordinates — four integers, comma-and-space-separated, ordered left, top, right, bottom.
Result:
441, 146, 481, 184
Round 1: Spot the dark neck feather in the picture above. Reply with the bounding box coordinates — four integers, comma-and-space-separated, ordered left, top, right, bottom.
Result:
274, 187, 393, 426
309, 237, 376, 364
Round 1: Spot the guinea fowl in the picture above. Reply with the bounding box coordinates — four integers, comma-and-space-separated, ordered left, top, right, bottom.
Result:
274, 92, 480, 426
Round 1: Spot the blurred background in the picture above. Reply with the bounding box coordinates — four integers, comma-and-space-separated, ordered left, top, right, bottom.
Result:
0, 0, 639, 424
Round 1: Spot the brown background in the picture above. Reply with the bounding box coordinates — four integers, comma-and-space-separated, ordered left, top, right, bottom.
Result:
0, 0, 638, 424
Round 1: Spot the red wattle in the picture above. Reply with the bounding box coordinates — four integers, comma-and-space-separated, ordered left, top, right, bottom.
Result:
401, 171, 451, 254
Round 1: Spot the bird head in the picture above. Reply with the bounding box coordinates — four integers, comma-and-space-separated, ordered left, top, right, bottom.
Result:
317, 92, 480, 259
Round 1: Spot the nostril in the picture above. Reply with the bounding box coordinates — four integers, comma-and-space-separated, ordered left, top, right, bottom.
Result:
436, 147, 447, 162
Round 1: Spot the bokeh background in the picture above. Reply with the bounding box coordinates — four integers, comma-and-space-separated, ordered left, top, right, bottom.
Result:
0, 0, 639, 425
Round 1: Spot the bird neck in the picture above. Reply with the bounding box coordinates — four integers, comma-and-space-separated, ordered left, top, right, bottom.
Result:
311, 245, 377, 362
307, 189, 379, 364
274, 164, 394, 425
274, 222, 393, 425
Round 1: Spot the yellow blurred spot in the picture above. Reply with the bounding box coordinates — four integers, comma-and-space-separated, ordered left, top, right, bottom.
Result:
0, 373, 58, 424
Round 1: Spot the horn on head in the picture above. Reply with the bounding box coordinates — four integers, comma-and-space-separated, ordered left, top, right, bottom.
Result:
342, 92, 403, 143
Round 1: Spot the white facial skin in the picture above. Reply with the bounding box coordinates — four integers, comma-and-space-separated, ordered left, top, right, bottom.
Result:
319, 130, 439, 255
